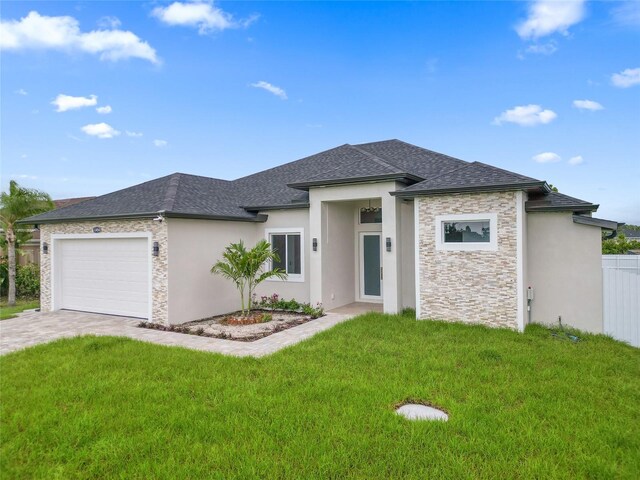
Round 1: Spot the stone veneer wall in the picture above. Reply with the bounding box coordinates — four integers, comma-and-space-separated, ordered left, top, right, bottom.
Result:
39, 219, 169, 324
417, 192, 518, 329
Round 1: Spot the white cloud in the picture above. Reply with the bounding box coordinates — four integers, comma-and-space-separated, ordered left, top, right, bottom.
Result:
15, 88, 28, 95
532, 152, 562, 163
611, 67, 640, 88
526, 41, 558, 55
152, 1, 258, 34
492, 104, 557, 126
96, 105, 112, 114
0, 11, 159, 64
153, 139, 168, 147
611, 1, 640, 27
572, 99, 603, 111
10, 173, 38, 180
81, 122, 120, 139
52, 94, 97, 112
250, 80, 287, 100
126, 131, 143, 137
568, 155, 584, 165
516, 0, 586, 39
98, 16, 121, 29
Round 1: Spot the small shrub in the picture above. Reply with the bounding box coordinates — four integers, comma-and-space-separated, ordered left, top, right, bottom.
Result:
15, 263, 40, 298
302, 303, 324, 318
401, 308, 416, 319
262, 313, 273, 322
256, 294, 324, 318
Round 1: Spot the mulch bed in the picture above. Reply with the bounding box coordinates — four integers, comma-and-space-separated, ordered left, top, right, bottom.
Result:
138, 309, 322, 342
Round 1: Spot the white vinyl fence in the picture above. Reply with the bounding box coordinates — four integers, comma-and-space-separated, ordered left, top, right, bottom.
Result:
602, 255, 640, 347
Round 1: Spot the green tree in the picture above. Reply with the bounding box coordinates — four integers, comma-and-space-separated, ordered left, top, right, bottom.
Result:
602, 234, 640, 254
211, 239, 287, 315
0, 181, 53, 305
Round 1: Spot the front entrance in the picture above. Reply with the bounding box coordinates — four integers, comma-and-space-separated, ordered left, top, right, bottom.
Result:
359, 232, 382, 301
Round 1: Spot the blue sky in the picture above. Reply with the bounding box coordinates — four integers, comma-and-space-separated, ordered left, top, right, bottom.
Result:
1, 1, 639, 223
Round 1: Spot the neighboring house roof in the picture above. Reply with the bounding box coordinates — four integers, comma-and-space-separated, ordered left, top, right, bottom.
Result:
54, 196, 96, 209
619, 227, 640, 239
20, 139, 597, 224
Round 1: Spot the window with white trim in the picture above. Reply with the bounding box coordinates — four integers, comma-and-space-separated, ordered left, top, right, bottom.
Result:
266, 228, 304, 281
435, 213, 498, 251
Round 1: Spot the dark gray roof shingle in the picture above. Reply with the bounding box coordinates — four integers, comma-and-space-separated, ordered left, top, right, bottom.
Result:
525, 191, 598, 212
26, 173, 257, 223
23, 140, 593, 223
395, 161, 545, 195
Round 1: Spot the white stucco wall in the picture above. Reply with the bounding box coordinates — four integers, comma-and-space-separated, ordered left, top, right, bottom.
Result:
167, 210, 312, 324
526, 212, 603, 333
167, 218, 257, 324
321, 202, 356, 310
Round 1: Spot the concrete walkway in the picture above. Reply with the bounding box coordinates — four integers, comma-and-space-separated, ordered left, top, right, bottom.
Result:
0, 310, 353, 357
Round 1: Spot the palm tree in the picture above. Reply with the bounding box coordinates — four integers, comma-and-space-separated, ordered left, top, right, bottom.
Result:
0, 181, 54, 306
211, 239, 287, 315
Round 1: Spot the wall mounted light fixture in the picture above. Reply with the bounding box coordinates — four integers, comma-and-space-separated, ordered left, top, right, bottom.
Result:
152, 241, 159, 257
386, 237, 392, 252
312, 238, 318, 252
42, 242, 49, 254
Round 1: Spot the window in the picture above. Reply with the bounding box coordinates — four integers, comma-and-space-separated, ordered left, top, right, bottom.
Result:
266, 228, 304, 281
360, 208, 382, 224
435, 213, 498, 251
443, 220, 490, 243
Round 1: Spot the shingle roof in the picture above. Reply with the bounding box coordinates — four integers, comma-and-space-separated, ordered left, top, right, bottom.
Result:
231, 140, 466, 208
25, 173, 258, 223
394, 161, 546, 196
525, 191, 598, 212
22, 139, 592, 224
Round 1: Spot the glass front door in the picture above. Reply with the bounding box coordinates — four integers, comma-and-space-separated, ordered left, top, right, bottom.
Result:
360, 233, 382, 299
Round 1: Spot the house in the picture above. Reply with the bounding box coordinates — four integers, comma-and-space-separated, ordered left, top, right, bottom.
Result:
21, 140, 617, 333
619, 227, 640, 241
4, 197, 95, 266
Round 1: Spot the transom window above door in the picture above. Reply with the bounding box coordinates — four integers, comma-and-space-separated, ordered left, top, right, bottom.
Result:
266, 228, 304, 282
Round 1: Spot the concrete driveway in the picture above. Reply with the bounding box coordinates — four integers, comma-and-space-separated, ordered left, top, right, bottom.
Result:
0, 310, 352, 357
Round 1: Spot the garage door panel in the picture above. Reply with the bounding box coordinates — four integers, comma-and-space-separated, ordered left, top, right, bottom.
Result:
56, 238, 149, 318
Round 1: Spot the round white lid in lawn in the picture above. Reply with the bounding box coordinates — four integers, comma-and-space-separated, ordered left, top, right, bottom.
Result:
396, 404, 448, 421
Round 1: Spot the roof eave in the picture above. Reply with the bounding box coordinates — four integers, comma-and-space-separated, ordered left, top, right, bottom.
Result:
526, 204, 599, 213
392, 181, 548, 197
572, 215, 621, 231
287, 173, 422, 190
17, 211, 162, 225
242, 203, 310, 212
164, 212, 267, 222
18, 210, 266, 225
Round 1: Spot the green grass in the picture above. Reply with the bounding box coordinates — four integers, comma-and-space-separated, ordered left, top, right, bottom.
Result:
0, 298, 39, 320
1, 313, 639, 479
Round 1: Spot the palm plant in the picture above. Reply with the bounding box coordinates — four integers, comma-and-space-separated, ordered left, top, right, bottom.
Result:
0, 181, 54, 306
211, 239, 287, 315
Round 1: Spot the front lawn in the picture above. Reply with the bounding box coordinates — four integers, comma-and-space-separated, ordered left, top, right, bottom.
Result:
0, 298, 39, 320
1, 313, 638, 478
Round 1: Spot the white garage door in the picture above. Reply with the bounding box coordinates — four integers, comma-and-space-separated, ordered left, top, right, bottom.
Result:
56, 237, 150, 318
